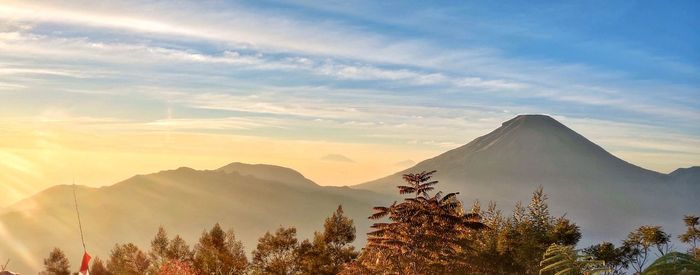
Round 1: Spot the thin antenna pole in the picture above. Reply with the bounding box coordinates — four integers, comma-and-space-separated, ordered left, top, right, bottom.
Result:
73, 181, 87, 252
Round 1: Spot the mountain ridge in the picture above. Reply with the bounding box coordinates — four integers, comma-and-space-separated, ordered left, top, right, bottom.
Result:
0, 162, 386, 274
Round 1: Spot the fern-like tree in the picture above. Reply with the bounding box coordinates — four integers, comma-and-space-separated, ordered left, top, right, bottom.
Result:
642, 251, 700, 274
539, 244, 609, 275
349, 170, 487, 274
41, 248, 71, 275
680, 215, 700, 259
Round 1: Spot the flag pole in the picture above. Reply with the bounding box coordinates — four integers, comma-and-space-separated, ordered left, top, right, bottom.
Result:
72, 180, 87, 252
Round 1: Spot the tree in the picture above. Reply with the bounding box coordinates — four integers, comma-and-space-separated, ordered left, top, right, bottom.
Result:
250, 226, 299, 275
623, 226, 671, 273
506, 186, 581, 275
297, 206, 358, 274
460, 186, 582, 274
528, 186, 553, 238
680, 215, 700, 259
107, 243, 151, 275
149, 226, 170, 273
167, 235, 193, 262
348, 170, 486, 274
550, 217, 582, 246
642, 252, 700, 274
41, 248, 71, 275
90, 257, 110, 275
584, 242, 630, 275
193, 223, 248, 274
539, 244, 609, 275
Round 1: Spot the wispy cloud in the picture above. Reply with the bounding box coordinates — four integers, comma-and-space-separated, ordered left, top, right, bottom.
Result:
0, 0, 698, 197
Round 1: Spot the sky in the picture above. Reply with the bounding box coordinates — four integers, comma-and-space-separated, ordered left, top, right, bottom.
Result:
0, 0, 698, 207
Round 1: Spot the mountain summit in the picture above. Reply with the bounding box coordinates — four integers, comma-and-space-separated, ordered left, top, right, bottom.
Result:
356, 114, 697, 243
358, 114, 664, 193
217, 162, 317, 187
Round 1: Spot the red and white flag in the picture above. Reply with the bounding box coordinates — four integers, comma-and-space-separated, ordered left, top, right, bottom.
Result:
79, 252, 91, 275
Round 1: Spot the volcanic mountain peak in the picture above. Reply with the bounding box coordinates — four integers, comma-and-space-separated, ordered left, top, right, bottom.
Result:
357, 114, 666, 193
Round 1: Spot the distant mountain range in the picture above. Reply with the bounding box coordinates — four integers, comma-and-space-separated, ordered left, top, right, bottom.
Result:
0, 163, 385, 274
1, 115, 697, 274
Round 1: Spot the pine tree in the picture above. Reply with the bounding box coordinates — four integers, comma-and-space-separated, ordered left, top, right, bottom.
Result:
149, 226, 170, 273
41, 248, 71, 275
527, 186, 552, 237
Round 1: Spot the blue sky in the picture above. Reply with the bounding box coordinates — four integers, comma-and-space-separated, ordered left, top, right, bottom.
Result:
0, 0, 699, 201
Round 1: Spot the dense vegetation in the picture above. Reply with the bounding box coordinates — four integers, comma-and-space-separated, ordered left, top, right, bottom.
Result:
39, 171, 700, 275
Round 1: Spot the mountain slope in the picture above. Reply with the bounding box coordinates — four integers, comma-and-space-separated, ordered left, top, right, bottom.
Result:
669, 166, 700, 184
0, 164, 385, 274
356, 115, 698, 244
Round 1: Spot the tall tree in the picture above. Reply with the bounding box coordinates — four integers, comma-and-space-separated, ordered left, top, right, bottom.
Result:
250, 226, 299, 275
298, 206, 358, 274
193, 223, 248, 275
107, 243, 151, 275
680, 215, 700, 259
528, 186, 552, 237
149, 226, 170, 274
41, 248, 71, 275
